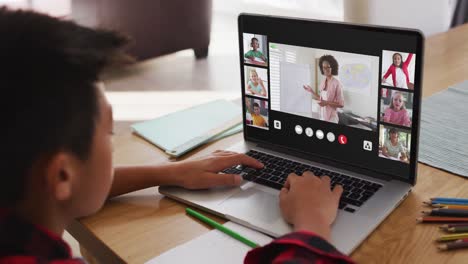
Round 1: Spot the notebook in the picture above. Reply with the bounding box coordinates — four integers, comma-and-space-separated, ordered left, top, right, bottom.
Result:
131, 99, 243, 157
144, 221, 273, 264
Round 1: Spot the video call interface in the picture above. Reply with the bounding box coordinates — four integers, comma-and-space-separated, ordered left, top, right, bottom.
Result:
241, 17, 421, 181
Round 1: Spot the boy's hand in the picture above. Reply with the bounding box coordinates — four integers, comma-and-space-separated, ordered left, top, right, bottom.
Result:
174, 150, 263, 189
279, 172, 343, 241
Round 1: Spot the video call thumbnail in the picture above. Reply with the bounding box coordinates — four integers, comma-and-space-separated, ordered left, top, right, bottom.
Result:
379, 124, 411, 164
245, 97, 269, 130
244, 66, 268, 99
269, 43, 379, 131
380, 88, 413, 127
243, 33, 268, 67
381, 50, 416, 90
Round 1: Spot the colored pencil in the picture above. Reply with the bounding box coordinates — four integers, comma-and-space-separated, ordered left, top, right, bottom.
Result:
432, 204, 468, 210
437, 233, 468, 242
185, 208, 259, 248
439, 223, 468, 230
431, 197, 468, 203
447, 226, 468, 233
417, 217, 468, 223
425, 201, 468, 206
438, 241, 468, 251
422, 209, 468, 217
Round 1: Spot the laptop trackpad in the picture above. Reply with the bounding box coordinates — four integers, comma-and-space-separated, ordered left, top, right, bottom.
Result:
219, 186, 281, 224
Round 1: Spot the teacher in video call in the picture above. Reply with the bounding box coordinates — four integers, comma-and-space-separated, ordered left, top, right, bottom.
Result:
303, 55, 344, 124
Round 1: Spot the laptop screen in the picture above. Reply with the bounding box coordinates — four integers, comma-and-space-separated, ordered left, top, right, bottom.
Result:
238, 14, 423, 184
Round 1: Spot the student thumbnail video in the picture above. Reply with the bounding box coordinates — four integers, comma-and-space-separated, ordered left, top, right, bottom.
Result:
379, 125, 411, 164
244, 66, 268, 99
269, 43, 379, 131
380, 88, 413, 127
381, 50, 416, 90
245, 97, 269, 130
243, 33, 268, 67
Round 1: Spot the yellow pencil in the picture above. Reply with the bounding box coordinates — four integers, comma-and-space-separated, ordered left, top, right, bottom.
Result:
437, 233, 468, 242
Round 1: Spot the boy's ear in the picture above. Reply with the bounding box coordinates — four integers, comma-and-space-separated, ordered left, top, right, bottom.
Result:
45, 152, 80, 201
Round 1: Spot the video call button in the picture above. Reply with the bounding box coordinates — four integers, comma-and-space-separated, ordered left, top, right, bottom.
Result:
316, 130, 324, 140
274, 120, 282, 130
295, 125, 303, 135
363, 140, 373, 151
338, 135, 347, 145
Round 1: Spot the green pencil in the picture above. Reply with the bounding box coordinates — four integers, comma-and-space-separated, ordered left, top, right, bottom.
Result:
185, 208, 260, 248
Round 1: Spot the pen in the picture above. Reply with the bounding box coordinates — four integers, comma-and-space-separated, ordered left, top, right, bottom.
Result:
185, 208, 260, 248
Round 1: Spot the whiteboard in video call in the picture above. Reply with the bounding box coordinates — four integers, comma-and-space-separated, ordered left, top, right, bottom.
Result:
279, 62, 312, 117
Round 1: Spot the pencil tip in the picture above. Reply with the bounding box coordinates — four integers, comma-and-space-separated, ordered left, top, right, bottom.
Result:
437, 245, 447, 250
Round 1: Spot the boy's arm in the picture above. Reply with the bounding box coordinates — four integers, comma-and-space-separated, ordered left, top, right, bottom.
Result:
108, 152, 263, 197
245, 173, 354, 264
245, 231, 354, 264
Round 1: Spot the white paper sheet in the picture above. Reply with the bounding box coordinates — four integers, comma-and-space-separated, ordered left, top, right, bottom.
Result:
145, 222, 273, 264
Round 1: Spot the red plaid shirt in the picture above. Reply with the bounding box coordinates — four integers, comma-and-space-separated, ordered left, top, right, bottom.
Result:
245, 231, 355, 264
1, 208, 354, 264
0, 208, 84, 264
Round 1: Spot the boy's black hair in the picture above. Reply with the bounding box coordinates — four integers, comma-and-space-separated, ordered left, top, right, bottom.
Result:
0, 8, 130, 206
253, 103, 260, 108
251, 37, 258, 43
319, 55, 339, 75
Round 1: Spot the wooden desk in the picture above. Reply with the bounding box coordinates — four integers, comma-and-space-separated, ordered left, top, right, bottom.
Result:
68, 24, 468, 264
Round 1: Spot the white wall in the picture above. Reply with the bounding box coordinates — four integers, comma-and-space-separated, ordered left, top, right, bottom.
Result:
344, 0, 456, 36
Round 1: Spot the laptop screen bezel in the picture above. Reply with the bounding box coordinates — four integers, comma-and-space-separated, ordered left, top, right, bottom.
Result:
238, 13, 423, 186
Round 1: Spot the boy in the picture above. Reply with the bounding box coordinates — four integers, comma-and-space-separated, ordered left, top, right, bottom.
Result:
0, 8, 353, 263
245, 99, 267, 128
244, 37, 268, 64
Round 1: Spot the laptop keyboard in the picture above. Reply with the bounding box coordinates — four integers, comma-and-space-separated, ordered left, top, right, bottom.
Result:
221, 150, 383, 213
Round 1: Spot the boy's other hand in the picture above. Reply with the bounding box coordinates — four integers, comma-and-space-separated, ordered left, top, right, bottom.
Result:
175, 150, 263, 189
279, 172, 343, 241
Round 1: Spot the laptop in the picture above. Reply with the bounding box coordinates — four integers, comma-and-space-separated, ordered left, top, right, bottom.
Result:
160, 14, 423, 254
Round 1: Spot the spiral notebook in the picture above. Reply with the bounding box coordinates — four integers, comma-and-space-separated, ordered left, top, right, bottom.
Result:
131, 100, 243, 158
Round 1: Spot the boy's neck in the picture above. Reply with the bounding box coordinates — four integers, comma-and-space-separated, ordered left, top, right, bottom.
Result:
15, 198, 67, 236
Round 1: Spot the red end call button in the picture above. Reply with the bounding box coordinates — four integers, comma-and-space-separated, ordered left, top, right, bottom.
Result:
338, 135, 347, 145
